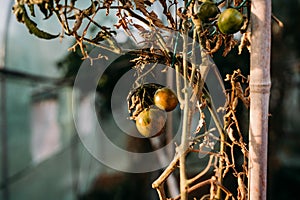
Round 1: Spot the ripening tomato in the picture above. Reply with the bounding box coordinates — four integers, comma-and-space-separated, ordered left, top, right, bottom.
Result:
217, 8, 244, 34
154, 87, 179, 112
197, 1, 219, 22
135, 108, 167, 138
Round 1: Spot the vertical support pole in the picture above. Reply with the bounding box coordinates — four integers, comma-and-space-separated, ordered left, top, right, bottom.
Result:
248, 0, 271, 199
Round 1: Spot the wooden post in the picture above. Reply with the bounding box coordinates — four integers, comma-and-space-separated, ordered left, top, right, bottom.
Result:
248, 0, 271, 199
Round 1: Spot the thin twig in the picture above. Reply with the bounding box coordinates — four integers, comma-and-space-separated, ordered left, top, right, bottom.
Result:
187, 155, 214, 185
134, 62, 159, 85
156, 183, 167, 200
203, 87, 227, 199
152, 148, 190, 189
173, 179, 211, 200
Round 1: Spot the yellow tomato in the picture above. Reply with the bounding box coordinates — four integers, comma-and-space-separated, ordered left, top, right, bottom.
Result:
154, 88, 179, 112
135, 108, 167, 138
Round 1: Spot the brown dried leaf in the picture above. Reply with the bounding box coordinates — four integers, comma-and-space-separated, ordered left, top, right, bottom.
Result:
72, 13, 83, 32
115, 17, 129, 30
103, 0, 113, 15
238, 32, 251, 55
223, 35, 238, 56
209, 34, 223, 54
176, 7, 187, 21
148, 11, 165, 28
144, 0, 153, 6
237, 173, 247, 200
133, 23, 146, 32
134, 0, 149, 16
234, 0, 244, 7
158, 0, 176, 28
232, 97, 239, 111
227, 127, 236, 143
205, 39, 211, 51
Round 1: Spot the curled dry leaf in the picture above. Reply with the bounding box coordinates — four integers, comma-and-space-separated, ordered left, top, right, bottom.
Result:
103, 0, 114, 15
148, 11, 165, 28
223, 34, 238, 56
209, 34, 223, 54
238, 32, 251, 55
133, 23, 147, 32
17, 5, 59, 39
158, 0, 176, 28
237, 173, 247, 200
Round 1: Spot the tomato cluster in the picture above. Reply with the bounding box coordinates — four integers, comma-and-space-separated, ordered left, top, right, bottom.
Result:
128, 84, 178, 138
196, 0, 245, 35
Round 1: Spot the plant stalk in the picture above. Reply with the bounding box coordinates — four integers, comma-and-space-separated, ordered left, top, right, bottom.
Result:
204, 88, 226, 199
177, 9, 193, 198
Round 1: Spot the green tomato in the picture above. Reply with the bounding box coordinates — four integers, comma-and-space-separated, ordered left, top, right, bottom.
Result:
135, 108, 167, 138
217, 8, 244, 34
197, 1, 219, 22
154, 87, 178, 112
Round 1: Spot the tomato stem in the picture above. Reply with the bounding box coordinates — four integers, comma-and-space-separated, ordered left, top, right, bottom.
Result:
233, 0, 248, 9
